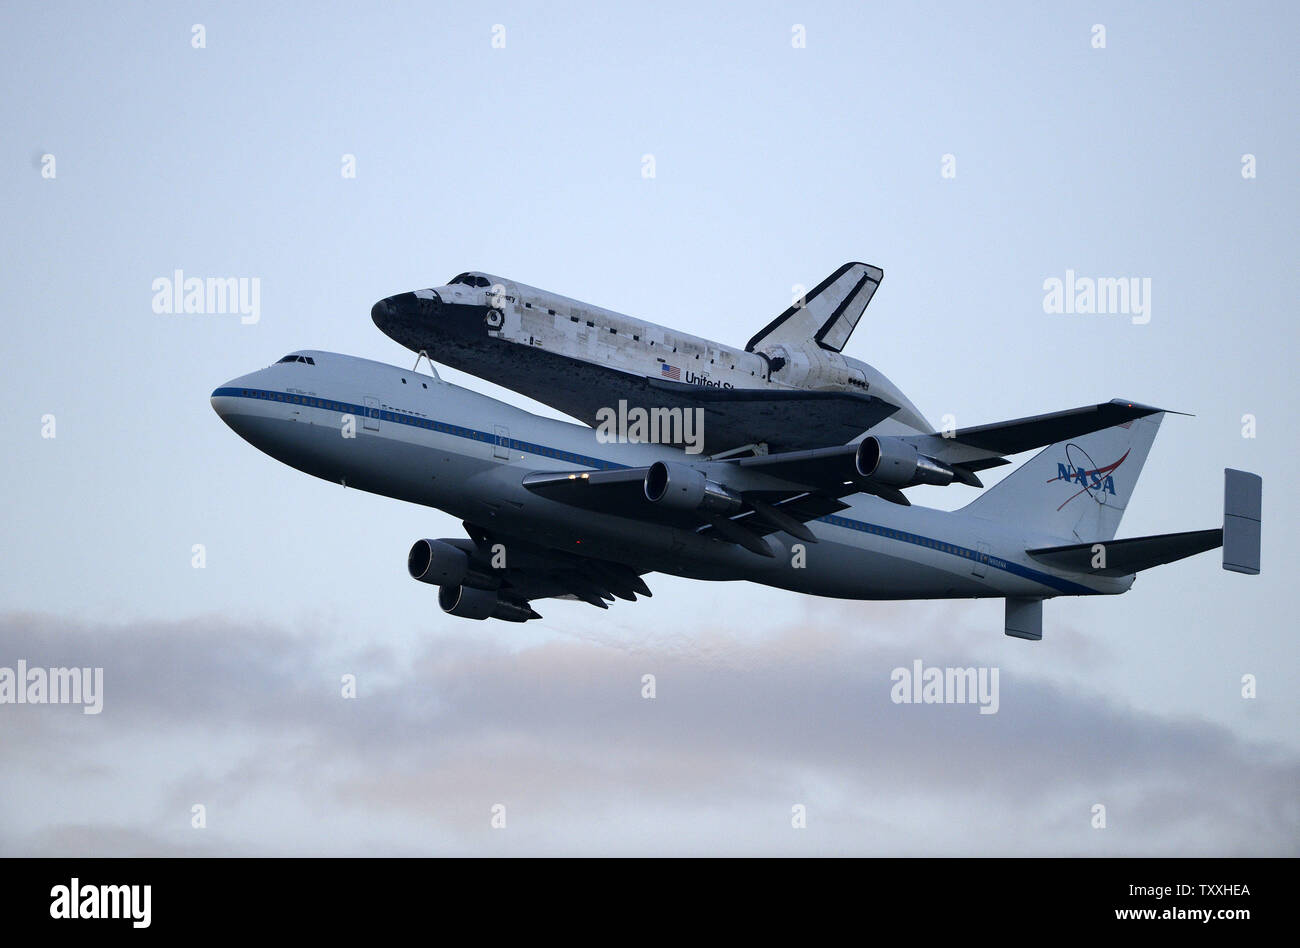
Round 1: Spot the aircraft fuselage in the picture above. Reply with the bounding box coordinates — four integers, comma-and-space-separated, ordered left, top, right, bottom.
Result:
369, 272, 934, 439
211, 351, 1126, 606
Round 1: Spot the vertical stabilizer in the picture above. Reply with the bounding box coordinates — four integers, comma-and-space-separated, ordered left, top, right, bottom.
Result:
963, 412, 1165, 542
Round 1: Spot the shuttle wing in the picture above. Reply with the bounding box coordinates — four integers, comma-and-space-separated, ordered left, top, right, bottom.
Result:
641, 378, 899, 454
432, 334, 899, 454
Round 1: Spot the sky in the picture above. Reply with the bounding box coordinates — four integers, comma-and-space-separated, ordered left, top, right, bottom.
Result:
1, 0, 1296, 855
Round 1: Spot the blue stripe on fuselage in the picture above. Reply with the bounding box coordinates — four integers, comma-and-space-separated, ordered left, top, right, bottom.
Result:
213, 386, 1096, 595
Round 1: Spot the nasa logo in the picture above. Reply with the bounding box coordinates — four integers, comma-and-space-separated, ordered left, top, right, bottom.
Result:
1048, 445, 1130, 511
1057, 463, 1116, 493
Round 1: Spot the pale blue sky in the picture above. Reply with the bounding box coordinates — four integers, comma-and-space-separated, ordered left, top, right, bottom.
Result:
1, 1, 1295, 854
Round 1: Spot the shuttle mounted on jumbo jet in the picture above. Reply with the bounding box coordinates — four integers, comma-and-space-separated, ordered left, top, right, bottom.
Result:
367, 263, 1243, 508
371, 263, 933, 457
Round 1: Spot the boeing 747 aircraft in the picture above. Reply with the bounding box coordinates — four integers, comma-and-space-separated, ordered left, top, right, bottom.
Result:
211, 350, 1260, 640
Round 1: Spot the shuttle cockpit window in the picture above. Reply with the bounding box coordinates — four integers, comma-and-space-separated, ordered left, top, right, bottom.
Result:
448, 273, 491, 288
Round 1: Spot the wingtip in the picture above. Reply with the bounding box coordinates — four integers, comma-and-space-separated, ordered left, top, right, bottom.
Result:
1109, 398, 1193, 418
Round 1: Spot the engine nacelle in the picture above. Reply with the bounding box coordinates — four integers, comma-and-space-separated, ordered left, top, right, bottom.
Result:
437, 583, 537, 623
855, 437, 955, 488
408, 539, 470, 586
643, 461, 742, 514
437, 583, 498, 620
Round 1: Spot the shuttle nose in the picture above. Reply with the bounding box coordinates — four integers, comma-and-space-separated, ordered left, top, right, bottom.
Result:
371, 291, 438, 348
371, 291, 422, 326
370, 296, 395, 325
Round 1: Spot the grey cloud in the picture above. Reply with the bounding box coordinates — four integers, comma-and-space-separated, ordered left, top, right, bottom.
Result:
0, 608, 1295, 856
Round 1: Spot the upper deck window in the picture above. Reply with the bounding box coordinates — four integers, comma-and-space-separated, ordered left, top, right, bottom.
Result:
276, 354, 315, 365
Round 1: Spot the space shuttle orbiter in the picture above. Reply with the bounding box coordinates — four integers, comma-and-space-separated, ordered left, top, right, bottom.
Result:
370, 263, 1162, 496
371, 263, 933, 456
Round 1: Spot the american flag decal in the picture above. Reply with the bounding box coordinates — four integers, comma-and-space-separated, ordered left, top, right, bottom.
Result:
661, 363, 681, 381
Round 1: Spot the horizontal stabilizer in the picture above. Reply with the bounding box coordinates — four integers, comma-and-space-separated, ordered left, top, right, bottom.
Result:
1026, 467, 1262, 577
1026, 529, 1222, 577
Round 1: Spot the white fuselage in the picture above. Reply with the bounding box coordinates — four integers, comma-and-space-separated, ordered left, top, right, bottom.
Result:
211, 351, 1128, 603
371, 273, 934, 439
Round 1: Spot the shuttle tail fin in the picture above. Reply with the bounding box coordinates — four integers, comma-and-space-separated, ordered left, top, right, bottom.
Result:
746, 262, 882, 355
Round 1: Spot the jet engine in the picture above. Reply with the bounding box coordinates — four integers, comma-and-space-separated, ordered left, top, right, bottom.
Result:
643, 461, 742, 514
408, 539, 470, 586
437, 582, 497, 619
437, 583, 538, 623
855, 436, 956, 488
410, 539, 540, 622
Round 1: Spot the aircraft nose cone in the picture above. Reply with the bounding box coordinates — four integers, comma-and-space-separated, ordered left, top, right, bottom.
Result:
211, 381, 244, 426
370, 297, 394, 326
211, 373, 262, 435
371, 291, 430, 347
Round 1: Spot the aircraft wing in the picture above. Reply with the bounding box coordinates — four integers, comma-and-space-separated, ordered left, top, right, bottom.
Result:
519, 400, 1177, 562
893, 399, 1171, 476
450, 524, 656, 611
521, 446, 867, 560
549, 370, 899, 455
646, 378, 898, 454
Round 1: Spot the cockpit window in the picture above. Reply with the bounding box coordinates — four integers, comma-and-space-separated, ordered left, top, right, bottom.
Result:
474, 276, 491, 288
448, 273, 471, 285
448, 273, 492, 288
276, 354, 315, 365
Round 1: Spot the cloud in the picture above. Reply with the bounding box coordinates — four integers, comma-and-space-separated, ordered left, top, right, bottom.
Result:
0, 607, 1295, 856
